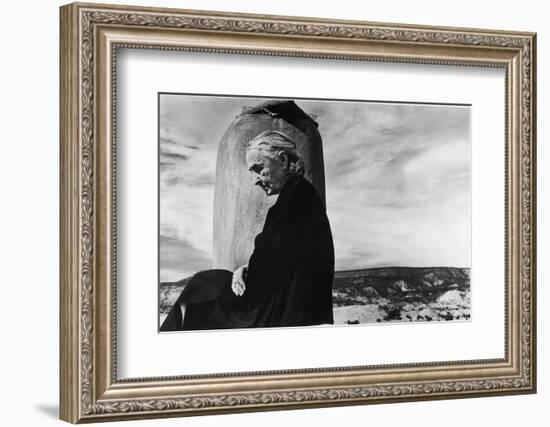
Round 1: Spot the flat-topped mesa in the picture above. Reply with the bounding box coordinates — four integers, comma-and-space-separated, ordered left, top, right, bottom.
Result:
212, 99, 326, 271
333, 266, 470, 295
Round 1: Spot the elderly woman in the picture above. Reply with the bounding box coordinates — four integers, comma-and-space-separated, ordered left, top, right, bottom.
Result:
161, 130, 334, 331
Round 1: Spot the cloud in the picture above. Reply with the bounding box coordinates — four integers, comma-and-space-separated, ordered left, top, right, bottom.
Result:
159, 94, 262, 279
160, 235, 211, 281
300, 100, 471, 270
161, 151, 189, 162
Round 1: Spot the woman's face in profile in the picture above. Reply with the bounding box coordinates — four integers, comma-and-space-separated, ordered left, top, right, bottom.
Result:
246, 149, 288, 196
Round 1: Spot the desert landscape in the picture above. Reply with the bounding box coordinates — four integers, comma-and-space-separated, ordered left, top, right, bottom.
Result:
331, 266, 470, 325
159, 266, 470, 327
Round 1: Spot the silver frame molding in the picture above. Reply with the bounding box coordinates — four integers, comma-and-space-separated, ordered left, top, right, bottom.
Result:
60, 2, 536, 423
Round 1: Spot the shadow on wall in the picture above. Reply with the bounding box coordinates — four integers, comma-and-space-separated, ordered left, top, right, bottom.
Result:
34, 404, 58, 419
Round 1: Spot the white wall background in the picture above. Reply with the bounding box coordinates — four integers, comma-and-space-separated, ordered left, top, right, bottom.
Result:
0, 0, 545, 426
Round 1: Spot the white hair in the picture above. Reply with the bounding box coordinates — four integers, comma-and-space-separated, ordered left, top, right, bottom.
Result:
247, 130, 306, 176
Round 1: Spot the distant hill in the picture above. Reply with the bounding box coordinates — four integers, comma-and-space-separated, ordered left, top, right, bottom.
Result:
160, 266, 471, 325
332, 266, 470, 306
159, 277, 193, 316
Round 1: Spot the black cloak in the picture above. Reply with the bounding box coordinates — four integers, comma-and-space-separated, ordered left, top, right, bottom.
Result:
160, 175, 334, 331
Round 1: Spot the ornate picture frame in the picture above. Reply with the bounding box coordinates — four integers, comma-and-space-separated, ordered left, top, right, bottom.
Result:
60, 2, 536, 423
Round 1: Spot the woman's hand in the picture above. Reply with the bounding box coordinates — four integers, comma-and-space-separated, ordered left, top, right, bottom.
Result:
231, 265, 248, 296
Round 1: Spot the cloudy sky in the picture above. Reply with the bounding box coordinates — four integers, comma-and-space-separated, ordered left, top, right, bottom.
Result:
159, 94, 471, 282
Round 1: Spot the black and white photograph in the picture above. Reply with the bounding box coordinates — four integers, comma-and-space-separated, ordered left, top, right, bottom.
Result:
158, 94, 471, 332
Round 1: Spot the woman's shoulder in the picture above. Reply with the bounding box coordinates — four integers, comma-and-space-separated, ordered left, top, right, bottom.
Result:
284, 176, 325, 213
